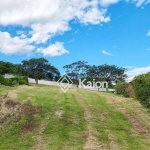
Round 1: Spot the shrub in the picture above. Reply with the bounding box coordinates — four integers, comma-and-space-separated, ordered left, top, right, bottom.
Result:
0, 74, 28, 86
22, 76, 28, 84
0, 74, 5, 85
11, 80, 19, 86
5, 78, 12, 86
11, 77, 19, 83
132, 73, 150, 108
12, 76, 29, 85
0, 75, 12, 86
19, 80, 28, 85
115, 82, 129, 97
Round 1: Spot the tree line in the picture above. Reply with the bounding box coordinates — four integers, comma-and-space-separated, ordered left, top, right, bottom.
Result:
63, 61, 127, 87
0, 58, 60, 84
0, 58, 127, 86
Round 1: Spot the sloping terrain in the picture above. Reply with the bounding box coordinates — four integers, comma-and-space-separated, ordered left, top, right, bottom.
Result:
0, 84, 150, 150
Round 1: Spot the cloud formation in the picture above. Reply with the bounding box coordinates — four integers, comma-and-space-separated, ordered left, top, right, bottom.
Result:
37, 42, 69, 57
100, 0, 119, 6
0, 31, 34, 55
132, 0, 150, 7
0, 0, 149, 56
102, 50, 114, 56
147, 30, 150, 36
0, 0, 114, 56
126, 66, 150, 81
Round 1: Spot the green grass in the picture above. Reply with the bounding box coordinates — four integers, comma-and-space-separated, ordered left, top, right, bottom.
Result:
0, 84, 17, 97
0, 85, 150, 149
77, 90, 150, 149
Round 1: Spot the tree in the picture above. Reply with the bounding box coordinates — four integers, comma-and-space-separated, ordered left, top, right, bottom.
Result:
0, 61, 15, 75
87, 64, 127, 86
22, 58, 60, 84
63, 61, 89, 87
14, 64, 25, 75
45, 65, 60, 81
63, 61, 127, 89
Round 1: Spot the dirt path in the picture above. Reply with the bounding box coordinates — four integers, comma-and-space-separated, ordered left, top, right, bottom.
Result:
32, 89, 62, 150
32, 116, 49, 150
71, 89, 109, 150
99, 93, 150, 138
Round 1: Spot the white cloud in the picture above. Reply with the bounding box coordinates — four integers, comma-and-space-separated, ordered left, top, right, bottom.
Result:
68, 38, 75, 43
136, 0, 145, 6
20, 34, 27, 39
30, 22, 70, 44
132, 0, 150, 7
0, 0, 113, 56
145, 0, 150, 4
37, 42, 69, 57
0, 31, 34, 55
17, 31, 25, 35
125, 66, 136, 69
0, 0, 110, 44
113, 46, 117, 48
126, 66, 150, 82
78, 7, 110, 25
100, 0, 119, 6
102, 50, 114, 56
0, 0, 149, 56
147, 30, 150, 36
146, 47, 150, 51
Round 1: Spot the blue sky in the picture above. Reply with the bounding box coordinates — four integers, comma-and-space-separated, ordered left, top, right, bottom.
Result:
0, 0, 150, 81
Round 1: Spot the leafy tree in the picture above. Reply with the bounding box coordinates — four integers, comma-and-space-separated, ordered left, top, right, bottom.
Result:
87, 64, 127, 85
22, 58, 60, 84
14, 64, 25, 75
63, 61, 89, 87
63, 62, 126, 89
45, 65, 60, 81
0, 61, 15, 75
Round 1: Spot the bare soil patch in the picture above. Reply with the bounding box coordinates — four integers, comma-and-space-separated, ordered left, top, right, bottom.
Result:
0, 93, 42, 124
32, 118, 49, 150
108, 134, 120, 150
7, 90, 17, 99
101, 112, 110, 122
55, 109, 63, 118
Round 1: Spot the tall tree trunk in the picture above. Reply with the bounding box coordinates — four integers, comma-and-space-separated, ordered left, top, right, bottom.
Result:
106, 87, 108, 92
35, 78, 38, 84
76, 84, 79, 88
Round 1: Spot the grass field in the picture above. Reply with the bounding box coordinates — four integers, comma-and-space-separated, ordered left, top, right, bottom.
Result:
0, 84, 150, 150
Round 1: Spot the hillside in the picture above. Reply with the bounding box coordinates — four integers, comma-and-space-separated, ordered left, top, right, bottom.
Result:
0, 84, 150, 150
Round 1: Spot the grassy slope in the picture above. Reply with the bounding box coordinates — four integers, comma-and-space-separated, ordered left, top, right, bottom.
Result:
0, 84, 150, 150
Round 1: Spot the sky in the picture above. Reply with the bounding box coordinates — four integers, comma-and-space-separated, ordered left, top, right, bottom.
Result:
0, 0, 150, 81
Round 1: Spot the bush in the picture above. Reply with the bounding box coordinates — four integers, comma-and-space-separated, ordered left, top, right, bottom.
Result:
0, 74, 5, 85
115, 82, 129, 97
19, 79, 28, 85
0, 74, 28, 86
5, 78, 12, 86
0, 75, 12, 86
11, 80, 19, 86
11, 76, 29, 85
132, 73, 150, 108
